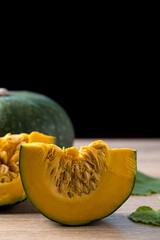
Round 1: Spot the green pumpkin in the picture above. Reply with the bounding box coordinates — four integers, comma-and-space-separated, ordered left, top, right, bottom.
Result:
0, 88, 74, 148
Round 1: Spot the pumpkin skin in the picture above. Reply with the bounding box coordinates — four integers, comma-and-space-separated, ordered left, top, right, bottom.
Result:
19, 140, 136, 225
0, 89, 74, 148
0, 131, 54, 207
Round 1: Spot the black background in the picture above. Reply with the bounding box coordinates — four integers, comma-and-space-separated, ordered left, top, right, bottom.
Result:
3, 72, 159, 139
1, 14, 159, 139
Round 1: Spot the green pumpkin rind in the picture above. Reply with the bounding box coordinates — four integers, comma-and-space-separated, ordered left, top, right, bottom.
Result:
0, 90, 74, 148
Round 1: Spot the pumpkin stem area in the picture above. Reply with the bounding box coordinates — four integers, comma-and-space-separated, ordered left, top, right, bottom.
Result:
0, 88, 9, 96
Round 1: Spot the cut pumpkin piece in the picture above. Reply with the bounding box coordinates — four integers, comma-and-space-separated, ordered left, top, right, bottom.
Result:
28, 131, 55, 144
19, 140, 136, 225
0, 131, 54, 207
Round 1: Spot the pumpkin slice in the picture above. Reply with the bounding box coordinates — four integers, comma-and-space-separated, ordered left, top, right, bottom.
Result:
19, 140, 136, 225
28, 131, 55, 144
0, 132, 54, 207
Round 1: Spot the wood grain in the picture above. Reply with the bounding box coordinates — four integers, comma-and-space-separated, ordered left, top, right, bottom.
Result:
0, 138, 160, 240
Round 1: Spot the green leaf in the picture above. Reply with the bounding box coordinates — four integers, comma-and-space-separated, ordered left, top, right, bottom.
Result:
129, 206, 160, 226
132, 171, 160, 195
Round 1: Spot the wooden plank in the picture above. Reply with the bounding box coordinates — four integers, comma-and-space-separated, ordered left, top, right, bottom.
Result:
0, 139, 160, 240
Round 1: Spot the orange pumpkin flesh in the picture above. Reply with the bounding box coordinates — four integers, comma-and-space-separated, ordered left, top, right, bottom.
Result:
20, 140, 136, 225
0, 131, 54, 206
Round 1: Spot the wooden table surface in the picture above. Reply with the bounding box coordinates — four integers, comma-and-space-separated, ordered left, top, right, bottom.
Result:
0, 138, 160, 240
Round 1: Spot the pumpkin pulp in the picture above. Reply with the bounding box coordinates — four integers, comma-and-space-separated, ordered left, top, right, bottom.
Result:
20, 140, 136, 225
0, 131, 54, 206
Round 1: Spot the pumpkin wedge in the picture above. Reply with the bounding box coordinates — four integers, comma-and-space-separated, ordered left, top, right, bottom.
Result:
19, 140, 136, 225
0, 131, 54, 207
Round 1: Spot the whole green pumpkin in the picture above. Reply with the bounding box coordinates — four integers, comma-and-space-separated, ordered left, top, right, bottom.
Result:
0, 88, 74, 148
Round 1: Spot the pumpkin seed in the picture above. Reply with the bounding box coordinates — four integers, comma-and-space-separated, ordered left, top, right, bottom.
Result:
84, 162, 93, 172
0, 151, 8, 164
0, 164, 9, 175
0, 175, 11, 183
9, 171, 17, 179
68, 192, 74, 198
84, 171, 91, 182
59, 183, 65, 192
74, 164, 79, 174
9, 164, 19, 173
64, 171, 71, 181
92, 172, 100, 182
89, 180, 97, 190
9, 151, 19, 163
83, 184, 90, 194
75, 179, 83, 191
